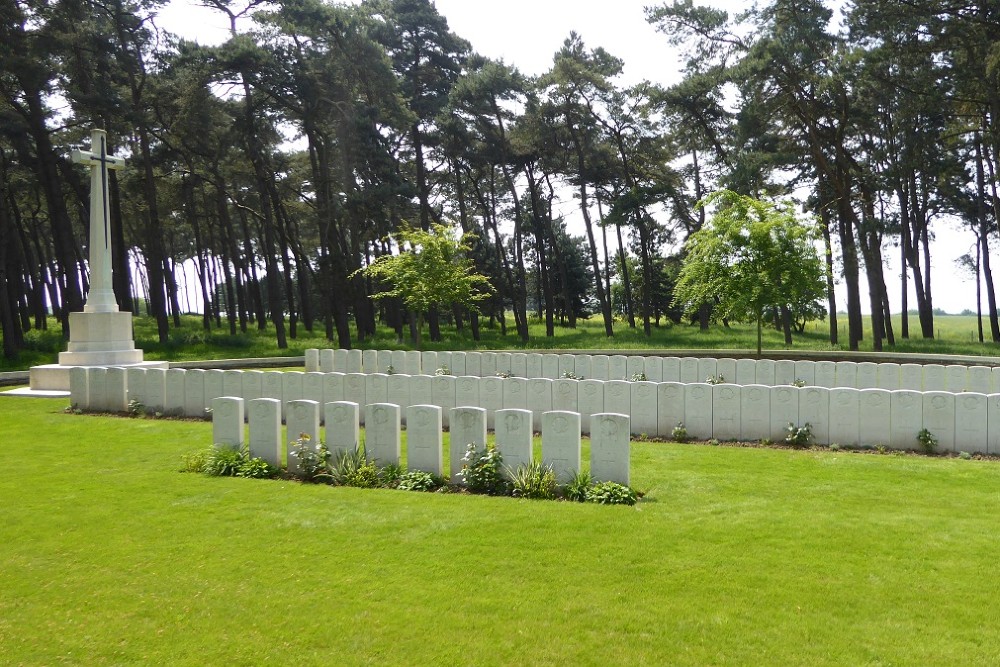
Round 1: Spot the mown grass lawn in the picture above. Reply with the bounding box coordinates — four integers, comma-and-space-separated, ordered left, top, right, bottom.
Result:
3, 395, 1000, 665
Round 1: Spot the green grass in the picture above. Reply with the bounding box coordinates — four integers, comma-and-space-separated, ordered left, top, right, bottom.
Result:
4, 395, 1000, 664
5, 312, 1000, 372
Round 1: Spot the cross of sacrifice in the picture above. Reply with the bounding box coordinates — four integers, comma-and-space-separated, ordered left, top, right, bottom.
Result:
72, 129, 126, 313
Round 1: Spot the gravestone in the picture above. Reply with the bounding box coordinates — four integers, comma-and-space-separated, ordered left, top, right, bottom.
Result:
107, 367, 128, 413
455, 376, 480, 419
164, 368, 185, 416
814, 361, 836, 388
480, 376, 504, 429
643, 356, 663, 383
626, 355, 644, 381
343, 373, 367, 423
527, 378, 553, 431
856, 362, 878, 389
735, 359, 757, 386
361, 349, 378, 373
436, 351, 452, 375
404, 351, 422, 375
450, 407, 487, 482
684, 383, 714, 439
203, 369, 224, 405
333, 349, 348, 373
574, 355, 593, 381
590, 413, 630, 485
756, 359, 776, 386
212, 397, 244, 447
305, 348, 319, 373
346, 349, 362, 374
126, 367, 146, 410
661, 357, 681, 383
365, 403, 400, 467
222, 370, 244, 399
876, 363, 900, 391
890, 390, 922, 449
495, 352, 512, 376
145, 367, 166, 413
774, 360, 795, 386
286, 399, 320, 476
377, 349, 394, 375
955, 393, 987, 454
609, 355, 628, 381
324, 401, 359, 458
989, 395, 1000, 455
716, 358, 737, 385
88, 368, 108, 412
183, 369, 206, 418
827, 388, 859, 447
578, 379, 604, 434
319, 349, 335, 373
630, 381, 657, 436
552, 378, 578, 413
604, 380, 630, 423
798, 387, 830, 444
968, 366, 992, 394
431, 375, 457, 428
740, 385, 770, 441
858, 389, 892, 448
421, 351, 439, 375
69, 367, 89, 410
657, 382, 685, 439
282, 372, 304, 419
922, 392, 955, 452
450, 352, 467, 377
365, 373, 389, 405
405, 405, 442, 475
391, 350, 407, 375
900, 364, 923, 391
409, 376, 432, 418
508, 352, 527, 379
559, 354, 576, 378
303, 372, 325, 406
542, 354, 560, 379
591, 355, 610, 381
242, 370, 263, 403
495, 408, 533, 478
322, 372, 344, 405
698, 358, 718, 384
835, 361, 857, 388
248, 398, 281, 467
542, 411, 581, 483
794, 360, 816, 387
769, 386, 799, 441
502, 376, 526, 410
480, 352, 497, 378
946, 365, 968, 393
712, 384, 741, 441
261, 371, 283, 411
465, 352, 482, 378
387, 374, 411, 417
525, 353, 542, 379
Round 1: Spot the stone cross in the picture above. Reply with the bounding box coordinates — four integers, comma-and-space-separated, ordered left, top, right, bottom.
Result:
72, 129, 126, 313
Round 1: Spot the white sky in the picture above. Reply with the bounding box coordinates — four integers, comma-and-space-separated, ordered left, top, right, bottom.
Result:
155, 0, 983, 318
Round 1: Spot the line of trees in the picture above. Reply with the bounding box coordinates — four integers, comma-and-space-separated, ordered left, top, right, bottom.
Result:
0, 0, 998, 359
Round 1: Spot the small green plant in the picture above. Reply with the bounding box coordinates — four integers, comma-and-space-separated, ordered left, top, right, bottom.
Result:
345, 458, 381, 488
784, 422, 813, 448
791, 378, 806, 388
181, 447, 213, 473
380, 463, 404, 488
327, 449, 368, 486
561, 370, 584, 380
875, 444, 889, 455
507, 460, 557, 500
434, 365, 451, 376
563, 470, 593, 502
958, 450, 973, 460
202, 406, 213, 421
629, 371, 647, 382
708, 439, 721, 446
706, 374, 725, 385
288, 433, 332, 481
385, 364, 396, 375
459, 443, 507, 495
396, 470, 443, 492
237, 455, 279, 479
917, 428, 938, 454
671, 422, 689, 443
203, 444, 244, 477
495, 370, 512, 378
586, 481, 638, 506
829, 442, 842, 451
127, 399, 145, 418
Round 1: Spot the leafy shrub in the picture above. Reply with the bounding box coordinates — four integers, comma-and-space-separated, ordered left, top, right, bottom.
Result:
563, 470, 592, 502
507, 460, 557, 500
791, 378, 806, 388
629, 372, 647, 382
288, 434, 331, 481
706, 374, 725, 385
385, 364, 396, 375
397, 470, 443, 492
586, 481, 638, 506
561, 371, 584, 380
495, 370, 512, 378
345, 459, 381, 488
127, 399, 145, 418
671, 422, 689, 443
917, 428, 938, 454
203, 444, 244, 477
327, 449, 365, 486
434, 365, 451, 376
237, 456, 279, 479
181, 447, 213, 473
829, 442, 841, 451
380, 463, 404, 488
459, 443, 507, 495
958, 450, 972, 460
784, 422, 813, 448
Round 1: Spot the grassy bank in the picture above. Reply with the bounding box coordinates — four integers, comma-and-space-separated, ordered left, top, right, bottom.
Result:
2, 396, 1000, 664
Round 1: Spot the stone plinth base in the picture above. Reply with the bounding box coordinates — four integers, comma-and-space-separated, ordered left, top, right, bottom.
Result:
59, 310, 139, 361
29, 360, 168, 392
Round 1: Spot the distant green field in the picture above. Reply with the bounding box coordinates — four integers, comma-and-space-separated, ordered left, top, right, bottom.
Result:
4, 312, 1000, 372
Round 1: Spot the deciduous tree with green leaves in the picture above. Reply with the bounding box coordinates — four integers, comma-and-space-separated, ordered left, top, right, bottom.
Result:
355, 223, 493, 346
672, 190, 825, 355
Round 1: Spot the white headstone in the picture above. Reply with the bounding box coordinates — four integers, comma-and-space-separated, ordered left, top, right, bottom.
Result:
495, 408, 533, 478
343, 373, 367, 422
107, 367, 127, 413
814, 361, 836, 388
324, 400, 359, 458
377, 349, 394, 375
410, 375, 432, 417
305, 348, 319, 373
827, 388, 859, 447
431, 375, 457, 428
858, 388, 891, 448
643, 356, 663, 383
126, 367, 146, 409
387, 374, 411, 417
625, 355, 644, 381
203, 369, 224, 405
495, 352, 512, 375
922, 392, 955, 452
609, 355, 628, 381
900, 364, 923, 392
450, 351, 467, 377
241, 370, 263, 402
222, 370, 244, 399
835, 361, 857, 388
455, 376, 480, 416
248, 398, 281, 467
923, 364, 946, 392
578, 379, 604, 434
322, 372, 344, 405
575, 355, 593, 381
890, 390, 922, 449
465, 351, 482, 377
365, 373, 389, 405
968, 366, 992, 394
591, 355, 610, 381
212, 397, 244, 447
735, 359, 757, 386
684, 383, 714, 439
698, 358, 718, 384
712, 384, 741, 441
527, 378, 553, 431
261, 371, 283, 410
590, 413, 630, 485
145, 367, 166, 413
364, 403, 400, 467
798, 386, 830, 444
769, 385, 799, 441
392, 350, 407, 375
876, 363, 900, 391
774, 360, 795, 386
282, 371, 304, 419
946, 365, 968, 393
405, 350, 421, 375
421, 351, 439, 375
405, 405, 442, 475
989, 395, 1000, 455
501, 376, 526, 410
436, 351, 452, 376
87, 367, 108, 412
333, 349, 348, 373
164, 368, 185, 416
756, 359, 776, 386
319, 349, 335, 373
657, 382, 685, 439
955, 393, 988, 454
480, 352, 497, 377
513, 351, 532, 378
542, 354, 560, 379
630, 381, 657, 436
480, 376, 504, 429
183, 368, 206, 417
362, 349, 378, 373
450, 407, 487, 482
559, 354, 576, 378
661, 357, 681, 383
716, 358, 737, 385
542, 410, 581, 483
604, 380, 630, 422
70, 366, 89, 410
346, 349, 362, 373
286, 399, 320, 476
303, 371, 325, 406
856, 362, 878, 389
552, 378, 579, 413
794, 360, 816, 387
740, 384, 770, 441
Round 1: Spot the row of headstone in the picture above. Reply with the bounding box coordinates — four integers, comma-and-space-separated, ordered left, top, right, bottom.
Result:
211, 397, 631, 485
307, 349, 1000, 393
